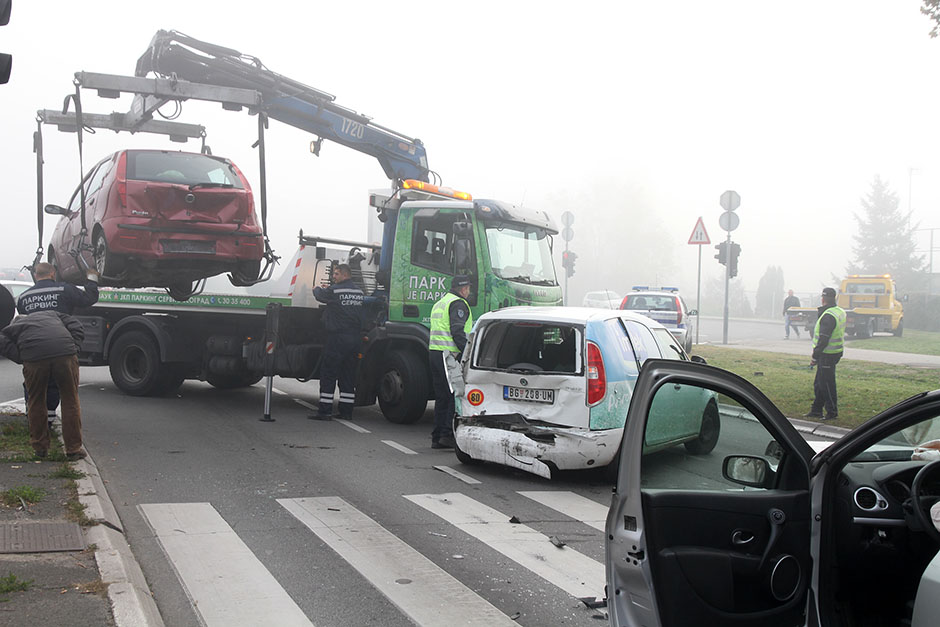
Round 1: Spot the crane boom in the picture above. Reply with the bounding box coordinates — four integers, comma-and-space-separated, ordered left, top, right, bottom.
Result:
135, 30, 430, 184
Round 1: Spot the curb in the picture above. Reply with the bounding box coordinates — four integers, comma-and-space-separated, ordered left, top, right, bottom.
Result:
74, 452, 165, 627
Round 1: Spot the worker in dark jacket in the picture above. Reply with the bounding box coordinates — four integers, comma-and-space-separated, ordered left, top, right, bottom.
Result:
312, 263, 364, 419
782, 289, 801, 339
428, 275, 473, 449
0, 310, 86, 460
805, 287, 846, 420
17, 262, 99, 424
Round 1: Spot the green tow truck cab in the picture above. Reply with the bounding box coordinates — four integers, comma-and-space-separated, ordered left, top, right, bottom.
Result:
360, 181, 563, 422
75, 181, 562, 425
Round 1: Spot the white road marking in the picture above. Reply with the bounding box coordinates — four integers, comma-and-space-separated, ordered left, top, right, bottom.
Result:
278, 497, 516, 626
270, 386, 289, 395
334, 418, 370, 433
383, 440, 418, 455
405, 492, 606, 601
293, 399, 319, 411
139, 503, 312, 627
433, 465, 482, 485
518, 491, 608, 531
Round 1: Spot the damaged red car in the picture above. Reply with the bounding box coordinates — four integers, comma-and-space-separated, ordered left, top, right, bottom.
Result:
45, 149, 264, 297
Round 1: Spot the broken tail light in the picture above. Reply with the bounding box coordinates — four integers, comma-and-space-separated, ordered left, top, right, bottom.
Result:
587, 341, 606, 405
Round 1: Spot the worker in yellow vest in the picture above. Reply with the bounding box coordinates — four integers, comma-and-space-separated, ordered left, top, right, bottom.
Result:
805, 287, 846, 420
428, 275, 473, 449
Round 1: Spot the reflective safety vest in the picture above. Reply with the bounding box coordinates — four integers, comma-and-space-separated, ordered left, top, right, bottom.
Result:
813, 306, 846, 354
429, 292, 472, 353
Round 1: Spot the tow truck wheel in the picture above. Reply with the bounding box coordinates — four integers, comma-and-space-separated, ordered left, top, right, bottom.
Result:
894, 319, 904, 337
377, 350, 429, 424
109, 331, 166, 396
685, 400, 720, 455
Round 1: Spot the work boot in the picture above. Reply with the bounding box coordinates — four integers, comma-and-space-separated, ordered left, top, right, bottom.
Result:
66, 451, 87, 462
432, 436, 456, 449
803, 411, 823, 419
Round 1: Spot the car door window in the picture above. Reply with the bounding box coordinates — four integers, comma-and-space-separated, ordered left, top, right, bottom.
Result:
86, 159, 110, 196
642, 384, 775, 489
605, 319, 639, 376
622, 319, 661, 365
652, 328, 685, 360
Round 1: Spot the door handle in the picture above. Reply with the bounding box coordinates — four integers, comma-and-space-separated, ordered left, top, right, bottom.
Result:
731, 529, 755, 545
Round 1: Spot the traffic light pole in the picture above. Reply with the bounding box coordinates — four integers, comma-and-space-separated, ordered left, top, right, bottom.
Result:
563, 241, 569, 306
723, 231, 731, 345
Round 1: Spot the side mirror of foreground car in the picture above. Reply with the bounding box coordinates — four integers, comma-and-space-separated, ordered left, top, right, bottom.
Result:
722, 455, 775, 489
43, 204, 68, 216
690, 354, 707, 365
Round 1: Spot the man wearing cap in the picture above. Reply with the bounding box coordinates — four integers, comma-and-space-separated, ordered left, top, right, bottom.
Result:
428, 275, 473, 449
805, 287, 846, 420
312, 263, 364, 419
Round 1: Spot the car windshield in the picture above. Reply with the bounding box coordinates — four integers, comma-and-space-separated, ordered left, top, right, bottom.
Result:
850, 414, 940, 462
484, 224, 557, 286
128, 152, 245, 188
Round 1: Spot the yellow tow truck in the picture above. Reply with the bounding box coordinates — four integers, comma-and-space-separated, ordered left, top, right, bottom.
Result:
786, 274, 904, 339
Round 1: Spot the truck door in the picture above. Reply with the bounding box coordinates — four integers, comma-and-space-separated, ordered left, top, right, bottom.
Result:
390, 209, 477, 325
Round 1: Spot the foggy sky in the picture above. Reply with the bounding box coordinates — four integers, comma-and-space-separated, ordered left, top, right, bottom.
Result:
2, 1, 938, 307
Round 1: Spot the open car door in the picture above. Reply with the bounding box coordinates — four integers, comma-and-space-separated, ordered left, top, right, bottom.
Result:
606, 359, 816, 627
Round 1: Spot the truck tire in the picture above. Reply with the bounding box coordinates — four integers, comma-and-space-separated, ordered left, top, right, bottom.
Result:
685, 401, 720, 455
856, 318, 871, 339
377, 350, 429, 424
894, 319, 904, 337
109, 331, 168, 396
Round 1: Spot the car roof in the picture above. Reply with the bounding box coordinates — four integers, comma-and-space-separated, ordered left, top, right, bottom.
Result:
628, 290, 680, 296
476, 306, 668, 329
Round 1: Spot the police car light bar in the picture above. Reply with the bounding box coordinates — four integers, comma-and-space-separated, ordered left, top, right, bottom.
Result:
631, 286, 678, 292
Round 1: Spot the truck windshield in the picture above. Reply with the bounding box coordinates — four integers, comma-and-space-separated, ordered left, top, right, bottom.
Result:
484, 224, 557, 286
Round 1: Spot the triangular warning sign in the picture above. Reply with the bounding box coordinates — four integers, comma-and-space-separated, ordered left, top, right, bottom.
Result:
688, 217, 710, 245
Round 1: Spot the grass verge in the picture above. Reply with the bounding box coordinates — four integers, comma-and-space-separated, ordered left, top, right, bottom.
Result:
0, 419, 65, 462
693, 345, 940, 429
63, 479, 93, 526
1, 486, 46, 507
847, 328, 940, 355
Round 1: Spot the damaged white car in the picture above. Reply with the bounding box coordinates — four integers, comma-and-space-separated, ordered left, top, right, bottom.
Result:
453, 307, 719, 479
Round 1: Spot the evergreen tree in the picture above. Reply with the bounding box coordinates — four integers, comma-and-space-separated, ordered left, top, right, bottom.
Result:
847, 176, 925, 291
756, 266, 785, 318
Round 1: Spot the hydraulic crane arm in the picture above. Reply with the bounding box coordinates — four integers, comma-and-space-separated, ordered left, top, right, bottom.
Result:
135, 30, 431, 184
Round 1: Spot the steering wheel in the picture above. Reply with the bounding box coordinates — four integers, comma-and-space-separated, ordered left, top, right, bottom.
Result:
911, 459, 940, 544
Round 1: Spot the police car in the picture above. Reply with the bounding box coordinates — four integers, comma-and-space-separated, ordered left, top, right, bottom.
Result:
619, 286, 696, 353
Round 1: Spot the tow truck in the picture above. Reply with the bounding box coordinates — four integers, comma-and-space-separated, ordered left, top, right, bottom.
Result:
785, 274, 904, 339
36, 30, 563, 423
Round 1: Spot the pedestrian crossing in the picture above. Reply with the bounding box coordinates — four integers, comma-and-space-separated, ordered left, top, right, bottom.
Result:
139, 488, 610, 627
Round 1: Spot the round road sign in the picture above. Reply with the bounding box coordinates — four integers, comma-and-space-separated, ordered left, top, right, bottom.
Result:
562, 227, 574, 242
561, 211, 574, 227
718, 211, 740, 232
720, 190, 740, 212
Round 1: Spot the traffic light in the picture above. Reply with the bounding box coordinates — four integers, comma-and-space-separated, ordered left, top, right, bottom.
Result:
562, 250, 577, 277
714, 241, 728, 266
729, 242, 741, 278
0, 1, 10, 85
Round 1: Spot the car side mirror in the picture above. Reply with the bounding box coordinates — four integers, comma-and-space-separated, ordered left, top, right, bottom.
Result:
723, 455, 775, 489
44, 204, 68, 216
452, 221, 473, 236
687, 309, 698, 316
690, 354, 707, 364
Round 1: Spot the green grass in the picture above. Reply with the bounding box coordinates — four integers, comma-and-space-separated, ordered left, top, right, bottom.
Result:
0, 573, 33, 602
693, 345, 940, 429
63, 479, 93, 526
1, 485, 47, 507
847, 328, 940, 355
0, 419, 65, 462
49, 464, 85, 480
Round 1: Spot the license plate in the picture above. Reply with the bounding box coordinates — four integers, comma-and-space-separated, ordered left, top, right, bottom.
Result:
503, 385, 554, 404
161, 240, 216, 254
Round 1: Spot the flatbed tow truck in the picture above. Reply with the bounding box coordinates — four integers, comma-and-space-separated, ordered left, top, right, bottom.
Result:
38, 31, 564, 423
